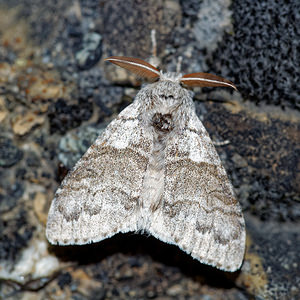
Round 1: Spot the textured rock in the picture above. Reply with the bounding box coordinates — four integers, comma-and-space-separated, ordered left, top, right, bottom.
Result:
12, 111, 45, 136
0, 96, 8, 122
97, 0, 182, 58
209, 0, 300, 109
0, 240, 60, 282
193, 0, 233, 51
237, 216, 300, 299
0, 136, 23, 167
47, 98, 93, 134
75, 32, 102, 70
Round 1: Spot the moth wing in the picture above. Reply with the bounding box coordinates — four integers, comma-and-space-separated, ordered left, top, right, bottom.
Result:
46, 101, 152, 245
148, 109, 245, 272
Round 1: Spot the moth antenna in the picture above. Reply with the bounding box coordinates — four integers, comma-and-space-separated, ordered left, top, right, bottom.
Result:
176, 56, 183, 73
148, 29, 161, 68
151, 29, 157, 58
181, 72, 237, 90
105, 56, 160, 79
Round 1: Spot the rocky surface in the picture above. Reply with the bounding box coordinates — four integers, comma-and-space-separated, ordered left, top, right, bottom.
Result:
0, 0, 299, 299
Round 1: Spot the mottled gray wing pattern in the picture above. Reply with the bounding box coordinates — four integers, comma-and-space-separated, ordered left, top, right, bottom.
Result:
46, 101, 153, 245
149, 109, 245, 272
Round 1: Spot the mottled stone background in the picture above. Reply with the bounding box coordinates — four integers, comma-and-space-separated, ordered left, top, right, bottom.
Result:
0, 0, 299, 299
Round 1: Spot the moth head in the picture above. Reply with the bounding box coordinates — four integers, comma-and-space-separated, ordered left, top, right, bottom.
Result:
105, 56, 237, 90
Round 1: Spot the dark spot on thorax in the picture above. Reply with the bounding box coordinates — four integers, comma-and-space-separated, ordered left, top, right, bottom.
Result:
152, 113, 174, 133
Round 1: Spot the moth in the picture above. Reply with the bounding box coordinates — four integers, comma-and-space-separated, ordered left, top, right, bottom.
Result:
46, 56, 246, 272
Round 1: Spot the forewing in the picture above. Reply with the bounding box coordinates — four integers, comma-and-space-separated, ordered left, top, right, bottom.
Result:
46, 101, 153, 245
148, 109, 245, 271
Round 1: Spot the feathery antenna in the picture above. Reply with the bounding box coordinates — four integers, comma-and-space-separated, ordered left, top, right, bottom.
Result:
105, 56, 160, 79
181, 72, 237, 90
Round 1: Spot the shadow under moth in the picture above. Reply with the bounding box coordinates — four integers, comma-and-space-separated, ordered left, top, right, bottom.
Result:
46, 56, 246, 272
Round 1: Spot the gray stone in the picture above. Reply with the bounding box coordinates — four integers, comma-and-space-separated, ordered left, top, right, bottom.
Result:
0, 137, 23, 167
75, 32, 102, 70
